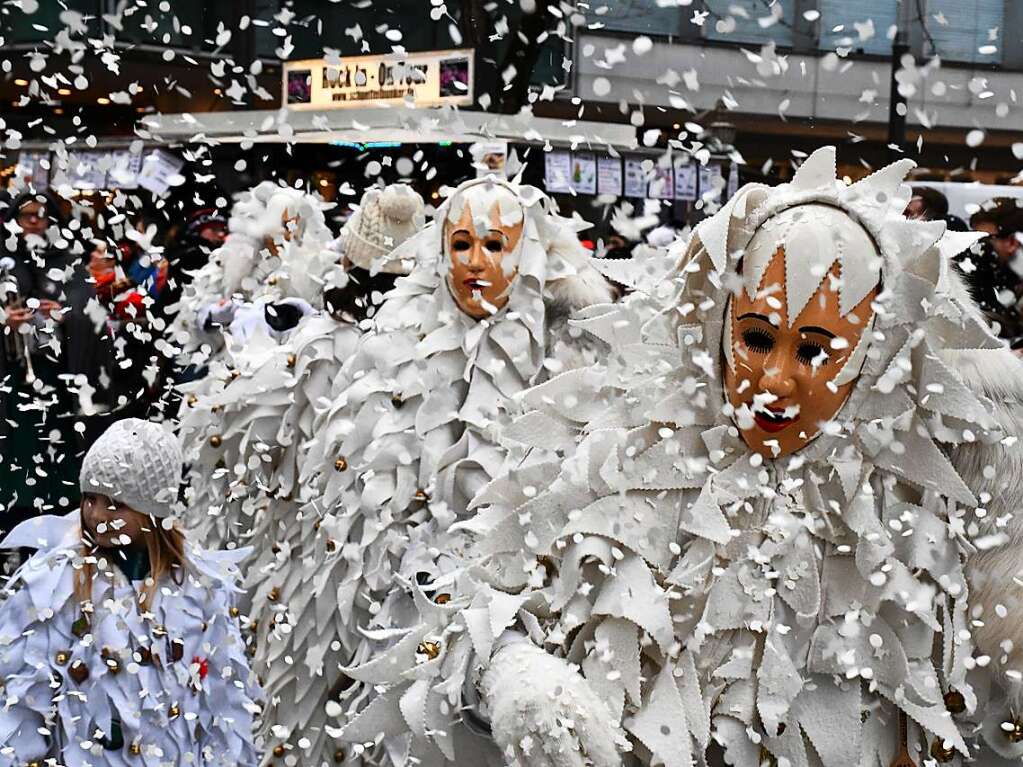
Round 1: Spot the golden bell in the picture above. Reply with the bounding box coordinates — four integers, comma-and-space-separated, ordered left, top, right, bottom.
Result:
55, 650, 70, 666
170, 639, 184, 663
69, 660, 89, 684
944, 690, 966, 715
1006, 719, 1023, 743
186, 394, 198, 407
153, 624, 168, 638
229, 606, 240, 618
272, 744, 286, 757
137, 646, 153, 666
128, 741, 142, 756
334, 457, 348, 472
229, 369, 240, 380
209, 434, 222, 448
434, 593, 451, 605
334, 748, 346, 763
758, 746, 778, 767
414, 489, 428, 502
930, 739, 955, 762
268, 587, 280, 602
416, 641, 440, 660
168, 703, 181, 719
325, 538, 337, 553
391, 394, 403, 408
101, 648, 120, 675
286, 353, 297, 368
267, 276, 278, 287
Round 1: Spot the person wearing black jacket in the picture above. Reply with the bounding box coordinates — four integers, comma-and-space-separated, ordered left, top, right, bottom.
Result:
0, 190, 84, 532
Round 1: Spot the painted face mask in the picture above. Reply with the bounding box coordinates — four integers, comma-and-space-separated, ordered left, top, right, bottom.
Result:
723, 204, 880, 459
445, 195, 524, 319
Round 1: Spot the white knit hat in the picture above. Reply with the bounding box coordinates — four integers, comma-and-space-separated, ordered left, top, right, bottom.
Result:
343, 185, 425, 274
79, 418, 183, 519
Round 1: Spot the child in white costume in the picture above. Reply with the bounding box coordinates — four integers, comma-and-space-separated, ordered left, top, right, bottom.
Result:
253, 176, 615, 764
344, 148, 1023, 767
0, 418, 262, 766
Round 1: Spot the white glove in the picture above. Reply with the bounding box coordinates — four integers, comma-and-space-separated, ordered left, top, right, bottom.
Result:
482, 640, 624, 767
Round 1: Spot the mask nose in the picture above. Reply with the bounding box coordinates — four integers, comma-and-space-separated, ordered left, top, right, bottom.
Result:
466, 241, 487, 273
758, 363, 796, 400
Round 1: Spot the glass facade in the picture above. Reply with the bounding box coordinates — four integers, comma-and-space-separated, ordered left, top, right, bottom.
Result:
703, 0, 796, 48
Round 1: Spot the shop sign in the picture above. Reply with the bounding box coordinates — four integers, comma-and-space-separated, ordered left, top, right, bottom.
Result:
283, 49, 474, 110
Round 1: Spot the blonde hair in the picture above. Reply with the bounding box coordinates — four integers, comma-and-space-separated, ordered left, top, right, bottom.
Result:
74, 518, 188, 612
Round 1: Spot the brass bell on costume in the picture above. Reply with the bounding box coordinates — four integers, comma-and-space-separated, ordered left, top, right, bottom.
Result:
209, 434, 222, 448
944, 690, 966, 715
334, 457, 348, 472
416, 641, 440, 660
69, 660, 89, 684
101, 648, 120, 675
286, 353, 297, 368
54, 650, 70, 665
1006, 719, 1023, 743
268, 587, 281, 602
128, 742, 142, 756
229, 606, 240, 618
434, 593, 451, 605
168, 703, 180, 719
334, 748, 346, 763
929, 738, 955, 762
272, 744, 286, 757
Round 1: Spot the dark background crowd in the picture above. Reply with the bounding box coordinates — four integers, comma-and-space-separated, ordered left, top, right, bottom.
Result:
1, 175, 1022, 539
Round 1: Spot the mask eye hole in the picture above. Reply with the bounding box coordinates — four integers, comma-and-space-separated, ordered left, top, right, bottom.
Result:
740, 328, 773, 354
484, 238, 503, 253
796, 341, 827, 366
451, 239, 472, 252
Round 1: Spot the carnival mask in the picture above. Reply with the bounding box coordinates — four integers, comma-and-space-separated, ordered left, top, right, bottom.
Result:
723, 205, 880, 459
446, 196, 524, 319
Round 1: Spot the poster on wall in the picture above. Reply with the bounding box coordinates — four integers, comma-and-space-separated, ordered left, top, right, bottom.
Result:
624, 158, 647, 198
544, 150, 572, 193
571, 153, 597, 194
699, 164, 724, 200
597, 156, 623, 196
108, 151, 144, 189
648, 163, 674, 199
674, 161, 698, 201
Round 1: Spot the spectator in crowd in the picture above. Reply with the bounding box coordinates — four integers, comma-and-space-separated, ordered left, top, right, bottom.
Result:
0, 190, 84, 532
962, 205, 1023, 344
904, 185, 949, 221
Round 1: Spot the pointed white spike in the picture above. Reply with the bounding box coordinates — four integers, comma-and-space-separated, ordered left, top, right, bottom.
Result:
789, 146, 837, 192
887, 218, 945, 268
847, 158, 916, 207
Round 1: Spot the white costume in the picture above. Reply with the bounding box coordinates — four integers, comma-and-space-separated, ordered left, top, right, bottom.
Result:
252, 177, 615, 765
345, 149, 1023, 767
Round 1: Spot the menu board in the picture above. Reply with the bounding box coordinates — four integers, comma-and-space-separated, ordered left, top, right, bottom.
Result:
674, 161, 698, 201
570, 153, 597, 194
648, 163, 674, 199
544, 150, 572, 194
596, 156, 622, 196
624, 158, 646, 198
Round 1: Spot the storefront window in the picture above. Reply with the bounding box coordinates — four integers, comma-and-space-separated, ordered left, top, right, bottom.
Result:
703, 0, 795, 47
818, 1, 897, 55
586, 0, 683, 36
2, 0, 100, 43
923, 0, 1003, 64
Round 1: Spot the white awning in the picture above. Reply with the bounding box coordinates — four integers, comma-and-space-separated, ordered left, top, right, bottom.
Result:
136, 105, 642, 154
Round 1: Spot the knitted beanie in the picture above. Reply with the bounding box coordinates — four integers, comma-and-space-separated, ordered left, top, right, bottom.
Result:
79, 418, 183, 519
344, 185, 425, 274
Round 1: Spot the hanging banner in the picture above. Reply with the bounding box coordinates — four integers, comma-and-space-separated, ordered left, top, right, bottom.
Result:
544, 151, 572, 194
674, 161, 698, 201
597, 156, 623, 196
284, 49, 474, 110
624, 158, 647, 198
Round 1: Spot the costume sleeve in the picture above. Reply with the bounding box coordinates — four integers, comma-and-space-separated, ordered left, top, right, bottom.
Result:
185, 549, 263, 766
0, 551, 77, 766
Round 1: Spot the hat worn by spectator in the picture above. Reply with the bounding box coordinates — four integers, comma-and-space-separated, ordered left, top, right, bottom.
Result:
343, 185, 425, 274
184, 207, 228, 239
79, 418, 183, 519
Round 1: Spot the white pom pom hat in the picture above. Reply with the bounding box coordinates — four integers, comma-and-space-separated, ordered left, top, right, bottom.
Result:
79, 418, 183, 519
343, 184, 426, 274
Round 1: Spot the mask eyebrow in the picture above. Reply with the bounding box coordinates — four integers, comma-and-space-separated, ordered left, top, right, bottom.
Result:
736, 312, 776, 326
798, 325, 836, 339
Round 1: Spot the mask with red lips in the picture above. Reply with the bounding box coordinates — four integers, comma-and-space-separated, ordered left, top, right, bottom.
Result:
723, 205, 880, 459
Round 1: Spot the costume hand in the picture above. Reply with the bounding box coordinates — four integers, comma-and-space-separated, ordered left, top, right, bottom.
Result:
483, 641, 623, 767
